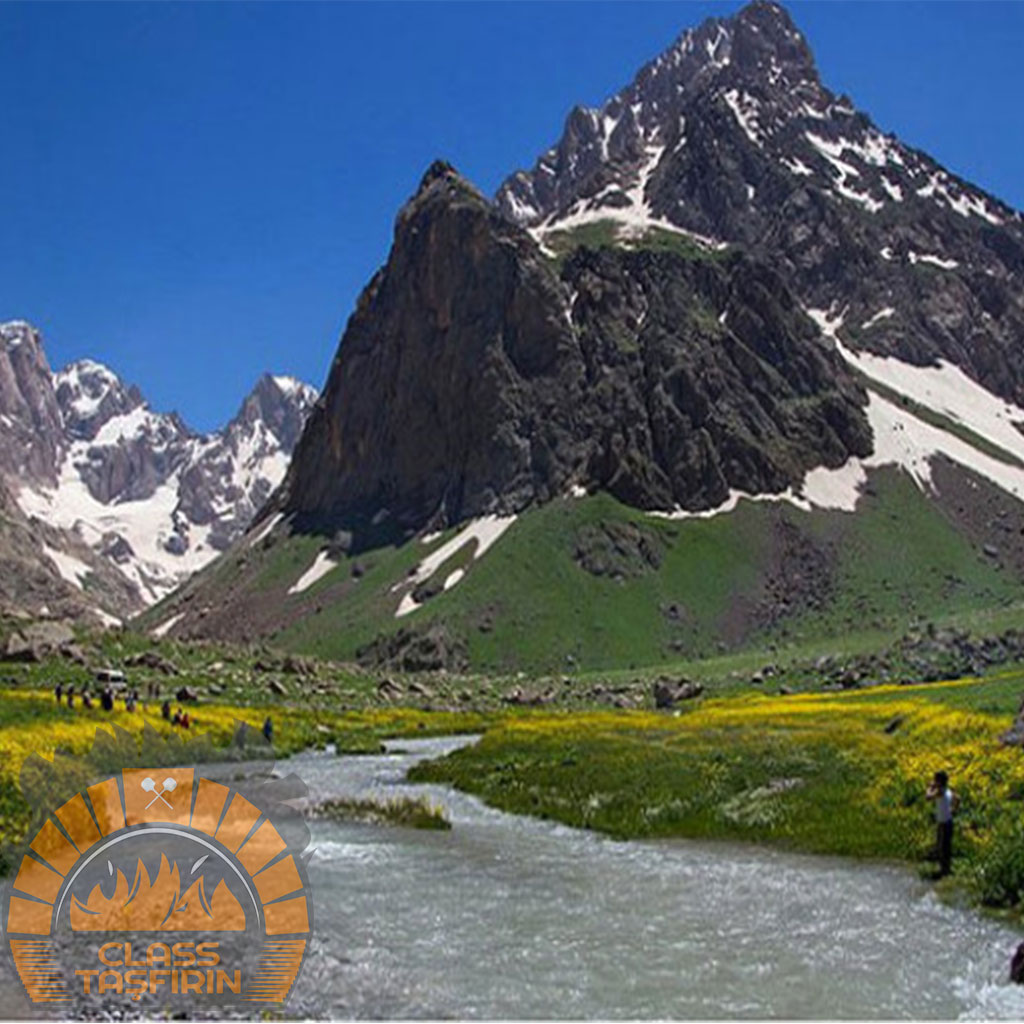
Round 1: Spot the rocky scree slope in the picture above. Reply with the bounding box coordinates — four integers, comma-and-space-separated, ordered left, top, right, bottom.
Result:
0, 320, 316, 622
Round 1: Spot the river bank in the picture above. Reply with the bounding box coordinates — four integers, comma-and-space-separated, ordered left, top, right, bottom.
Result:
410, 673, 1024, 919
8, 735, 1019, 1020
4, 668, 1024, 924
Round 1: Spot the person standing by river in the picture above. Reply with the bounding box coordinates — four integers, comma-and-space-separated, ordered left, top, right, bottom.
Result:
926, 770, 959, 878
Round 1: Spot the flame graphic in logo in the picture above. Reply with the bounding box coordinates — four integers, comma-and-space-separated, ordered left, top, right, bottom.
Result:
70, 854, 246, 932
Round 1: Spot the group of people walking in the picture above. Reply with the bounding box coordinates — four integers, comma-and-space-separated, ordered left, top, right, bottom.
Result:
52, 679, 198, 730
53, 681, 142, 713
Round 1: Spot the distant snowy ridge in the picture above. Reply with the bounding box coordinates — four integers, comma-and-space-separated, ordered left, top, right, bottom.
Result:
0, 319, 317, 615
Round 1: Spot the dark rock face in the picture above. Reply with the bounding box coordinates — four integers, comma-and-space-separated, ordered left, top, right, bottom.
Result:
283, 163, 588, 534
280, 162, 871, 536
0, 322, 65, 487
497, 0, 1024, 405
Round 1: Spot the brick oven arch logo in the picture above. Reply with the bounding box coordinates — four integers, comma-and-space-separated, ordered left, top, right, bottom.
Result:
4, 730, 312, 1009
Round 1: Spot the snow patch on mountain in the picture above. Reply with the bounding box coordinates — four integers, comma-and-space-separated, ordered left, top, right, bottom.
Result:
654, 304, 1024, 522
42, 544, 91, 588
17, 462, 211, 602
393, 514, 518, 617
835, 339, 1024, 463
288, 550, 339, 595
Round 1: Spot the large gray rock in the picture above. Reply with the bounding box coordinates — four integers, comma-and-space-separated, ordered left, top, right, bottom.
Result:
3, 620, 75, 662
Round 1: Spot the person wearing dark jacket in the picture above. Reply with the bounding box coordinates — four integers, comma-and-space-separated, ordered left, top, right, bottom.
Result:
926, 770, 960, 878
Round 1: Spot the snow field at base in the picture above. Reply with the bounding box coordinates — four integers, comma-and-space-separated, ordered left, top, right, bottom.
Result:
41, 543, 91, 588
834, 339, 1024, 465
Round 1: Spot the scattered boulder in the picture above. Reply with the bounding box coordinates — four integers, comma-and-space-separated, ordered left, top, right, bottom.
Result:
281, 655, 316, 677
503, 687, 554, 706
267, 679, 288, 697
411, 577, 444, 605
60, 643, 88, 666
377, 678, 403, 701
653, 677, 704, 708
356, 624, 468, 674
3, 621, 75, 663
175, 686, 198, 702
125, 651, 179, 675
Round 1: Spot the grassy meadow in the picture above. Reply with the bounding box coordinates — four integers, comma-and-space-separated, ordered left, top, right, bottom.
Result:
410, 669, 1024, 915
5, 622, 1024, 920
0, 686, 491, 871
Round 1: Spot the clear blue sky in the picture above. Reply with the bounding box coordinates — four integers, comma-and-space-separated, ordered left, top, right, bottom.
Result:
2, 1, 1022, 432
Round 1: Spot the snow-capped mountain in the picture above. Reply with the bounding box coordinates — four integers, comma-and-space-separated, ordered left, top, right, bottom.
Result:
498, 0, 1024, 406
153, 1, 1024, 659
0, 320, 316, 620
252, 0, 1024, 545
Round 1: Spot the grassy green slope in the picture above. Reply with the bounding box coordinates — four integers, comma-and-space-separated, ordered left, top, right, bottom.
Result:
229, 467, 1019, 672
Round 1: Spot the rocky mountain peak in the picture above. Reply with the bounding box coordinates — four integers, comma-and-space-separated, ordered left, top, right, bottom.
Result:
416, 159, 463, 192
277, 156, 872, 543
1, 319, 317, 615
0, 320, 65, 487
229, 373, 318, 451
399, 160, 490, 231
495, 1, 1024, 408
496, 1, 824, 228
726, 1, 817, 78
54, 359, 145, 441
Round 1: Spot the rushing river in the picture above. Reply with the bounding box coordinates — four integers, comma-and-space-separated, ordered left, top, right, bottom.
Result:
3, 735, 1024, 1020
285, 736, 1024, 1020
